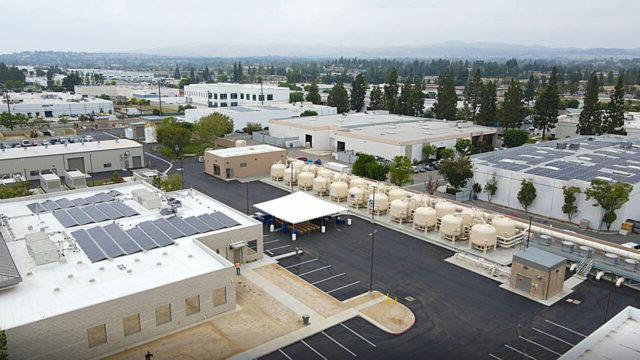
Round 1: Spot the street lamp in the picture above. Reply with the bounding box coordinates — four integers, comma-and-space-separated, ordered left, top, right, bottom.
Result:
370, 185, 377, 223
368, 229, 377, 293
175, 145, 184, 189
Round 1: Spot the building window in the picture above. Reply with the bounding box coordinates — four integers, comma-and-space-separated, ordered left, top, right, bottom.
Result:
213, 165, 220, 175
252, 95, 256, 101
239, 162, 247, 168
240, 93, 244, 100
230, 102, 238, 106
246, 94, 250, 100
122, 313, 141, 336
87, 324, 107, 348
220, 93, 227, 100
185, 295, 200, 316
267, 94, 273, 101
230, 93, 237, 99
220, 102, 227, 107
213, 287, 227, 307
103, 162, 112, 168
258, 95, 265, 101
30, 170, 40, 177
155, 304, 172, 326
213, 93, 218, 99
248, 240, 258, 254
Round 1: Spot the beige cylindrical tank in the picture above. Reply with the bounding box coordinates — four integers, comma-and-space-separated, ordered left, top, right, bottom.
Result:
292, 160, 305, 173
283, 167, 298, 185
297, 172, 315, 190
349, 177, 368, 189
317, 168, 335, 179
235, 139, 247, 147
330, 181, 348, 202
435, 201, 457, 218
413, 207, 437, 230
458, 208, 476, 226
333, 172, 350, 184
440, 214, 463, 237
348, 186, 368, 208
469, 224, 498, 250
492, 216, 517, 238
367, 192, 389, 214
302, 164, 317, 175
388, 188, 407, 202
389, 199, 411, 222
270, 162, 286, 181
313, 176, 330, 195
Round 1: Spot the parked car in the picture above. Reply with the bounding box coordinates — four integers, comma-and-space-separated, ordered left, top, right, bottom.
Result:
297, 156, 308, 162
31, 140, 39, 146
411, 166, 420, 174
20, 140, 32, 147
83, 135, 94, 142
41, 140, 50, 146
49, 138, 59, 144
314, 159, 322, 165
59, 137, 67, 144
68, 136, 81, 143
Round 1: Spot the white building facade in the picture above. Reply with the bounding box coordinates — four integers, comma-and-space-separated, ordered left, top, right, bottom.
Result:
184, 83, 290, 108
2, 92, 114, 118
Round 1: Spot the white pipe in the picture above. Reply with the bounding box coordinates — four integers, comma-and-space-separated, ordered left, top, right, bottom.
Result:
570, 263, 577, 272
596, 271, 605, 280
616, 277, 625, 287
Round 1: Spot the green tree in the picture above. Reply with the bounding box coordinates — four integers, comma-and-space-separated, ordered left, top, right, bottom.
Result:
408, 78, 425, 117
455, 138, 474, 156
61, 72, 83, 91
388, 156, 413, 186
305, 81, 322, 104
577, 71, 602, 135
155, 118, 192, 158
327, 81, 350, 113
350, 73, 367, 112
369, 85, 384, 110
0, 181, 31, 199
502, 129, 529, 148
178, 77, 191, 89
438, 147, 455, 160
0, 328, 7, 360
562, 186, 581, 224
173, 65, 181, 79
202, 66, 211, 82
161, 174, 183, 192
194, 113, 234, 144
352, 154, 388, 181
0, 113, 29, 130
517, 179, 537, 213
244, 122, 263, 134
533, 67, 560, 139
524, 74, 536, 104
438, 156, 474, 192
484, 175, 498, 202
289, 91, 304, 103
499, 79, 525, 129
462, 68, 482, 121
110, 171, 124, 184
383, 69, 399, 113
422, 144, 437, 161
476, 81, 497, 126
365, 161, 388, 181
152, 175, 162, 189
300, 110, 317, 117
396, 78, 413, 115
432, 68, 457, 120
585, 179, 633, 230
602, 76, 625, 134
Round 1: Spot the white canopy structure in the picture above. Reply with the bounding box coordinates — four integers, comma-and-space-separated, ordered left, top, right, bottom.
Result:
254, 192, 347, 224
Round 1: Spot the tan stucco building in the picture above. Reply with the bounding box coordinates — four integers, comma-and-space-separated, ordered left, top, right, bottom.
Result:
510, 247, 566, 300
204, 144, 287, 180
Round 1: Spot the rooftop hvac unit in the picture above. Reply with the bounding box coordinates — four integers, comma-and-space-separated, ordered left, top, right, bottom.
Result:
556, 143, 567, 149
568, 143, 580, 150
620, 142, 633, 149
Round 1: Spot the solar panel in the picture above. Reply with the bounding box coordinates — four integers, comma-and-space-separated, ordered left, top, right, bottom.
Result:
167, 216, 199, 236
107, 190, 121, 197
95, 203, 124, 220
109, 202, 138, 217
126, 227, 158, 251
71, 197, 90, 207
53, 209, 79, 228
27, 202, 46, 213
41, 200, 61, 211
87, 226, 126, 258
138, 221, 174, 246
211, 212, 240, 227
67, 207, 93, 225
183, 216, 213, 233
152, 218, 184, 239
71, 229, 107, 263
103, 223, 142, 254
95, 192, 114, 202
55, 198, 75, 208
82, 205, 109, 223
197, 214, 226, 231
84, 195, 103, 204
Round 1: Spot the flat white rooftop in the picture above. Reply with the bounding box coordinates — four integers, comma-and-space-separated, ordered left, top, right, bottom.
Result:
0, 139, 141, 161
206, 144, 284, 158
0, 182, 258, 329
5, 92, 113, 105
185, 83, 287, 91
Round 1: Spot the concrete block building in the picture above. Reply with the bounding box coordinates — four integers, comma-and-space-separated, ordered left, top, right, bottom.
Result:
204, 144, 287, 180
510, 247, 566, 300
1, 92, 114, 118
184, 83, 290, 108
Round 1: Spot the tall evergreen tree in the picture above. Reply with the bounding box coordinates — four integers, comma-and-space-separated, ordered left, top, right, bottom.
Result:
173, 65, 181, 80
408, 78, 425, 116
533, 67, 560, 139
202, 66, 211, 82
369, 85, 384, 110
577, 71, 602, 136
499, 79, 525, 129
383, 68, 399, 113
524, 73, 536, 104
189, 66, 195, 80
237, 61, 243, 82
476, 81, 497, 126
397, 78, 412, 115
305, 81, 322, 104
432, 68, 457, 120
602, 75, 625, 134
327, 81, 350, 113
350, 73, 367, 112
462, 68, 482, 121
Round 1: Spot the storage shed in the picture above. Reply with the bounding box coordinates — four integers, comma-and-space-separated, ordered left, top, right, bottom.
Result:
64, 170, 87, 189
510, 247, 566, 300
40, 173, 62, 193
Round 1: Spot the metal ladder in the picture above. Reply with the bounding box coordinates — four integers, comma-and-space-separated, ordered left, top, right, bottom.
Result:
575, 256, 594, 278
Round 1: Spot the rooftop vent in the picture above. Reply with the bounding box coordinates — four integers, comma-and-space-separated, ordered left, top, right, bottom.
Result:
568, 143, 581, 150
620, 142, 633, 149
556, 143, 567, 149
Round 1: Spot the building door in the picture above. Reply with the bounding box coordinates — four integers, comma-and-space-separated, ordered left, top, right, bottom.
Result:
213, 165, 220, 176
225, 168, 234, 179
67, 157, 85, 173
132, 156, 142, 168
337, 141, 345, 152
305, 134, 313, 147
515, 273, 532, 293
233, 248, 243, 264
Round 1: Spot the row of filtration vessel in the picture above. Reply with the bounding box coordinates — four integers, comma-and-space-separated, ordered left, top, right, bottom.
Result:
271, 162, 523, 252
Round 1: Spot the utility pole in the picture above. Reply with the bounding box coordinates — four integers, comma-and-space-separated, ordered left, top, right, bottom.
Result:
370, 185, 376, 222
526, 216, 532, 249
3, 81, 11, 114
158, 80, 162, 116
368, 230, 377, 292
260, 78, 264, 106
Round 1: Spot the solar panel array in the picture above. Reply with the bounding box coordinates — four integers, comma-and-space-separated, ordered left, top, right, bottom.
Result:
53, 202, 138, 228
70, 212, 242, 262
27, 191, 121, 213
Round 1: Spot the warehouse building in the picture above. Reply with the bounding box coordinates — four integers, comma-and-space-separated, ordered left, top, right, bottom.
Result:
204, 144, 287, 180
472, 136, 640, 230
184, 83, 290, 107
0, 182, 262, 360
74, 85, 180, 99
1, 92, 114, 118
269, 113, 497, 161
0, 139, 145, 181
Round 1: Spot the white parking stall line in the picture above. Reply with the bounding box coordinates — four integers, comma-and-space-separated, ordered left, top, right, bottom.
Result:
340, 323, 376, 348
322, 331, 357, 357
488, 354, 502, 360
263, 239, 280, 245
311, 273, 346, 285
300, 339, 327, 360
284, 258, 318, 269
532, 327, 576, 346
519, 336, 562, 356
327, 281, 360, 294
504, 345, 537, 360
299, 265, 332, 276
279, 348, 293, 360
545, 320, 587, 338
267, 245, 291, 252
265, 250, 274, 255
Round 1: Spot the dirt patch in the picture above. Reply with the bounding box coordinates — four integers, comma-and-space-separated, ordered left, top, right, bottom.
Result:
254, 263, 347, 317
359, 298, 415, 334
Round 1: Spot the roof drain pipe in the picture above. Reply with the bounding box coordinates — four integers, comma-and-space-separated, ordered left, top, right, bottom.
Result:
596, 271, 606, 280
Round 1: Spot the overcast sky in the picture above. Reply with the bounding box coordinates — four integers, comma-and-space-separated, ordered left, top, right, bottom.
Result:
1, 0, 638, 53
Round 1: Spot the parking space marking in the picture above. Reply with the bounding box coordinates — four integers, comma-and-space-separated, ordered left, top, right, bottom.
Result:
504, 345, 537, 360
300, 339, 327, 360
322, 331, 357, 357
284, 258, 318, 269
340, 323, 376, 348
545, 320, 587, 338
488, 354, 502, 360
532, 327, 576, 346
311, 273, 346, 285
263, 239, 280, 245
265, 250, 274, 255
299, 265, 332, 276
519, 336, 562, 356
327, 281, 360, 294
267, 245, 292, 252
278, 349, 293, 360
